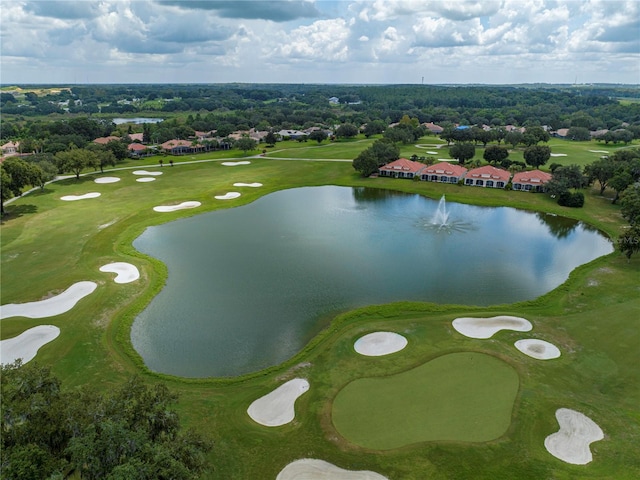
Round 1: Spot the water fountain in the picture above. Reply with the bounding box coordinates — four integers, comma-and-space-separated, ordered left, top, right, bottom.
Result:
432, 195, 450, 227
423, 194, 472, 233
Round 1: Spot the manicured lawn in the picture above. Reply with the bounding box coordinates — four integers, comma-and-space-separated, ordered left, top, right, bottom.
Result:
332, 352, 519, 449
2, 139, 639, 479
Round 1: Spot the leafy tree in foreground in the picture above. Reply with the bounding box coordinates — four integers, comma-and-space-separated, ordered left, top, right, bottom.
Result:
523, 145, 551, 169
448, 143, 475, 165
235, 136, 257, 155
0, 362, 212, 480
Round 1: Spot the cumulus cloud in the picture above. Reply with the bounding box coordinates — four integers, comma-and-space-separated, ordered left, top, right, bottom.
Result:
269, 18, 350, 62
23, 0, 101, 19
157, 0, 321, 22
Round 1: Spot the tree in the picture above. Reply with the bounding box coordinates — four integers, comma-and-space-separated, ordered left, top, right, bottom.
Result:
1, 157, 43, 198
584, 157, 617, 195
55, 147, 99, 179
449, 143, 475, 164
352, 139, 399, 177
620, 186, 640, 226
566, 126, 591, 141
335, 123, 359, 139
1, 363, 212, 480
264, 130, 277, 147
308, 130, 327, 143
505, 131, 523, 148
483, 145, 509, 165
618, 224, 640, 260
523, 145, 551, 168
235, 136, 257, 155
546, 164, 587, 200
609, 171, 633, 204
352, 148, 380, 177
363, 120, 386, 138
1, 167, 12, 215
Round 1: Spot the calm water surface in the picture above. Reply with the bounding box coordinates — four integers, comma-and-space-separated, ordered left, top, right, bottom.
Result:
131, 186, 612, 377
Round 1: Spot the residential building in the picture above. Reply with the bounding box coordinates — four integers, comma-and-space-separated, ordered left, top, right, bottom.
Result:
421, 162, 467, 184
379, 158, 427, 179
464, 165, 511, 188
512, 170, 552, 192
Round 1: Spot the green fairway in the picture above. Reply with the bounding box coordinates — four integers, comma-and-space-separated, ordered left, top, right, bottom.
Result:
2, 137, 639, 479
332, 352, 519, 449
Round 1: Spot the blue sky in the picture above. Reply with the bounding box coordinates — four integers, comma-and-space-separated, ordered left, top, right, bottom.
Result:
1, 0, 638, 85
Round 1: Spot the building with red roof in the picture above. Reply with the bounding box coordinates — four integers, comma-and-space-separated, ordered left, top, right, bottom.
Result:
512, 169, 552, 192
421, 161, 467, 184
378, 158, 427, 179
464, 165, 511, 188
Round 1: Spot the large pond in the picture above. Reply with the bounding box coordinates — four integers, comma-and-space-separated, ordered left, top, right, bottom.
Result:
131, 186, 613, 378
111, 117, 164, 125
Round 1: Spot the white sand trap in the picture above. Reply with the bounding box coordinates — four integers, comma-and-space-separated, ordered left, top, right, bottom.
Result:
233, 182, 263, 187
452, 315, 532, 339
354, 331, 408, 356
99, 262, 140, 284
136, 177, 156, 183
247, 378, 309, 427
94, 177, 120, 184
1, 325, 61, 365
545, 408, 604, 465
515, 339, 561, 360
550, 153, 567, 157
153, 201, 201, 212
132, 170, 163, 176
276, 459, 389, 480
589, 150, 609, 154
60, 192, 101, 201
221, 161, 251, 166
0, 281, 98, 320
215, 192, 241, 200
427, 151, 438, 154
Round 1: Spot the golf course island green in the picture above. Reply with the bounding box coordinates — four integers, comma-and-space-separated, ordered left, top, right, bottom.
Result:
332, 352, 519, 450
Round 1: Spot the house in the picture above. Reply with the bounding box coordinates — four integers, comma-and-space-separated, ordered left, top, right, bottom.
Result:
512, 170, 552, 192
128, 133, 144, 142
421, 162, 467, 184
93, 136, 121, 145
379, 158, 427, 179
422, 122, 443, 134
1, 141, 20, 156
464, 165, 511, 188
329, 96, 339, 104
553, 128, 569, 138
276, 129, 308, 140
128, 143, 151, 158
161, 139, 205, 155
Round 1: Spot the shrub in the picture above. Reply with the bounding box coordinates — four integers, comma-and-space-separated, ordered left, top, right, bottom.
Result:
558, 191, 585, 207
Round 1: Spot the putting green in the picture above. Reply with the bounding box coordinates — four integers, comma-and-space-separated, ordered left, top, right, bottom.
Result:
332, 352, 519, 450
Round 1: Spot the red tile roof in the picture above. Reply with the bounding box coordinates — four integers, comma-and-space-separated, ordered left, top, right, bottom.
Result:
467, 165, 511, 182
93, 136, 121, 144
424, 161, 467, 177
379, 158, 426, 174
128, 143, 147, 151
161, 139, 192, 149
512, 169, 552, 185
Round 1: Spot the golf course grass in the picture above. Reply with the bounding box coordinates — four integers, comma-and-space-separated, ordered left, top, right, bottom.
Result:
2, 136, 640, 479
332, 352, 519, 449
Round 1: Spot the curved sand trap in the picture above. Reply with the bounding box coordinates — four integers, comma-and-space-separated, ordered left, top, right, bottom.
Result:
247, 378, 309, 427
515, 339, 561, 360
1, 281, 98, 320
94, 177, 120, 184
550, 153, 567, 157
99, 262, 140, 284
233, 182, 263, 187
153, 201, 201, 212
426, 151, 438, 154
132, 170, 163, 176
589, 150, 609, 153
544, 408, 604, 465
1, 325, 61, 365
354, 332, 408, 356
452, 315, 532, 339
276, 459, 388, 480
221, 161, 251, 166
136, 177, 156, 183
215, 192, 241, 200
60, 192, 101, 201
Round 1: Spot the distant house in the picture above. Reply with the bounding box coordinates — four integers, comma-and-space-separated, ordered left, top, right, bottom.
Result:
464, 165, 511, 188
553, 128, 569, 138
379, 158, 427, 179
421, 162, 467, 184
161, 139, 205, 155
512, 170, 552, 192
329, 96, 339, 104
93, 136, 121, 145
128, 133, 144, 143
128, 143, 151, 158
276, 129, 308, 140
1, 141, 20, 156
422, 122, 443, 134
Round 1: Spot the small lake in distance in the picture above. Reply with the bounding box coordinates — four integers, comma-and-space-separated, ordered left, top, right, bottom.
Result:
131, 186, 613, 377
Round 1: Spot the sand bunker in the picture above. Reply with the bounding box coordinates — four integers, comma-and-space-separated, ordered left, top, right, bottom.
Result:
1, 325, 61, 365
452, 315, 532, 339
221, 161, 251, 166
136, 177, 156, 183
550, 153, 567, 157
133, 170, 163, 176
233, 182, 263, 187
153, 201, 201, 212
94, 177, 120, 184
99, 262, 140, 284
588, 150, 609, 153
215, 192, 241, 200
544, 408, 604, 465
354, 331, 408, 356
60, 192, 101, 201
1, 281, 97, 320
247, 378, 309, 427
276, 459, 388, 480
515, 339, 561, 360
427, 151, 438, 154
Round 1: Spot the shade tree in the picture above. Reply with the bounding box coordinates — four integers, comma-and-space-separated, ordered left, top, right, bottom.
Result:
483, 145, 509, 165
523, 145, 551, 168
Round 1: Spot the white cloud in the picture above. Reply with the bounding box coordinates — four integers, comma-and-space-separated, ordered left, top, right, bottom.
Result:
268, 18, 350, 62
